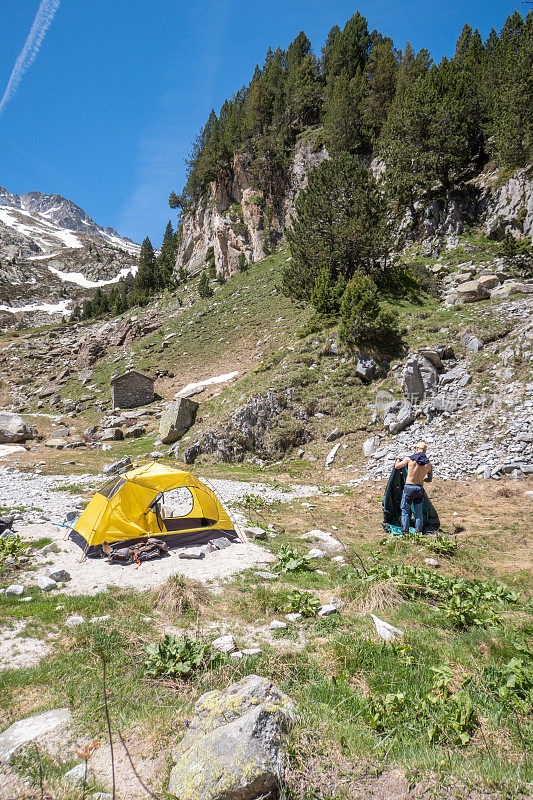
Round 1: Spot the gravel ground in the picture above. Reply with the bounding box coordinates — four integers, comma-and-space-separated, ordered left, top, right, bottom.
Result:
12, 522, 276, 595
0, 466, 319, 525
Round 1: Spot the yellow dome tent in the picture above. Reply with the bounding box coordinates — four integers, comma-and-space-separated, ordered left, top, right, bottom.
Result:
69, 459, 243, 557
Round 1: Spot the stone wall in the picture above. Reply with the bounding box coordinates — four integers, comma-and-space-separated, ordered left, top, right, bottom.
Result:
111, 374, 153, 410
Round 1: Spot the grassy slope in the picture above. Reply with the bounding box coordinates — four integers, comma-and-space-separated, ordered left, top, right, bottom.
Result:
1, 236, 532, 798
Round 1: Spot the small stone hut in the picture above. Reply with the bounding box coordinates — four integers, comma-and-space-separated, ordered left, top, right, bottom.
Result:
111, 371, 154, 410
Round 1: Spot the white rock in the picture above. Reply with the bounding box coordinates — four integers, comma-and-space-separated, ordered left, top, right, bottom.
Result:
37, 576, 57, 592
325, 443, 341, 467
329, 597, 345, 609
6, 584, 24, 597
270, 620, 287, 630
424, 558, 441, 568
307, 548, 324, 559
0, 708, 72, 764
371, 614, 403, 642
39, 542, 60, 554
229, 650, 244, 660
317, 604, 337, 616
211, 634, 236, 653
63, 763, 95, 786
65, 615, 85, 628
285, 613, 303, 622
90, 615, 111, 624
241, 648, 262, 656
243, 525, 267, 539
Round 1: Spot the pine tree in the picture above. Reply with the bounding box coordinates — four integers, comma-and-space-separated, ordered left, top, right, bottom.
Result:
157, 221, 177, 287
284, 154, 390, 301
238, 253, 248, 272
339, 274, 402, 355
135, 237, 157, 294
198, 271, 213, 298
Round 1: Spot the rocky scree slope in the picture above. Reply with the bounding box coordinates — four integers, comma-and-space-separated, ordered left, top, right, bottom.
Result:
0, 186, 139, 327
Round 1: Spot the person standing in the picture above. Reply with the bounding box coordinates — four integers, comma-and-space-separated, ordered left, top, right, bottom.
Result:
395, 441, 432, 534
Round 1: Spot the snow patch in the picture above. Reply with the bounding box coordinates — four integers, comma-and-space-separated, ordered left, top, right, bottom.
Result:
0, 300, 70, 315
175, 371, 240, 398
0, 445, 26, 459
47, 264, 137, 289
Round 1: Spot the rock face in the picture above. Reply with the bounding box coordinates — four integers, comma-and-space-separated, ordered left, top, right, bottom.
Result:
0, 412, 36, 443
176, 141, 329, 278
159, 398, 199, 444
184, 390, 310, 464
168, 674, 295, 800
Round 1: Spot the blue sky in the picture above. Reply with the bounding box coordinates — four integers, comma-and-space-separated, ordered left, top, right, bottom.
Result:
1, 0, 514, 245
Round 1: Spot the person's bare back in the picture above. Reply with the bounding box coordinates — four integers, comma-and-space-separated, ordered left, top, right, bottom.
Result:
395, 441, 432, 485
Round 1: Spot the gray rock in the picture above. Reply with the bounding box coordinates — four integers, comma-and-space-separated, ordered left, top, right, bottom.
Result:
477, 274, 500, 290
211, 537, 231, 550
243, 525, 267, 540
325, 427, 343, 442
168, 674, 294, 800
0, 708, 72, 764
270, 620, 287, 630
355, 355, 377, 383
0, 412, 36, 444
159, 398, 199, 444
37, 576, 57, 592
100, 427, 124, 441
241, 648, 263, 657
103, 456, 132, 476
325, 443, 340, 467
424, 558, 441, 568
388, 403, 415, 434
178, 547, 205, 560
39, 541, 60, 554
401, 354, 438, 402
317, 604, 338, 616
363, 436, 380, 457
47, 569, 71, 582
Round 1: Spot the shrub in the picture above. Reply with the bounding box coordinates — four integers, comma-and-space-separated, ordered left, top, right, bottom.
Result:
144, 634, 222, 678
339, 275, 402, 355
198, 271, 213, 298
238, 253, 248, 272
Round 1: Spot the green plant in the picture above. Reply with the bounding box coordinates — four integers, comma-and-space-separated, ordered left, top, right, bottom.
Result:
275, 545, 314, 573
282, 589, 320, 617
0, 534, 31, 564
198, 271, 214, 298
483, 648, 533, 713
144, 634, 223, 678
339, 274, 402, 356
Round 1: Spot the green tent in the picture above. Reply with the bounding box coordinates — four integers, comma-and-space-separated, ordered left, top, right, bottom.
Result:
382, 465, 440, 535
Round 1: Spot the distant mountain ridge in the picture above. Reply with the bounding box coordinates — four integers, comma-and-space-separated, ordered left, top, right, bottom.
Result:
0, 186, 137, 250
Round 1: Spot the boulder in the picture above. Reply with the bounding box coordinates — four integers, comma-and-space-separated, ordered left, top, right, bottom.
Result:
63, 763, 96, 786
37, 576, 57, 592
456, 280, 490, 303
477, 274, 500, 290
363, 436, 380, 457
0, 412, 36, 443
387, 403, 415, 434
100, 428, 124, 442
417, 349, 444, 371
159, 398, 199, 444
168, 675, 295, 800
401, 354, 438, 402
0, 708, 72, 764
491, 280, 533, 298
212, 634, 236, 653
355, 355, 377, 383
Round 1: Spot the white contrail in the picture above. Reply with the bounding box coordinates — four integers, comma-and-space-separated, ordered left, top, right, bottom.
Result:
0, 0, 61, 117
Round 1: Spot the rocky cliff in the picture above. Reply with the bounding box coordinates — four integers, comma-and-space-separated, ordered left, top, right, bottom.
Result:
176, 145, 533, 277
177, 139, 328, 277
